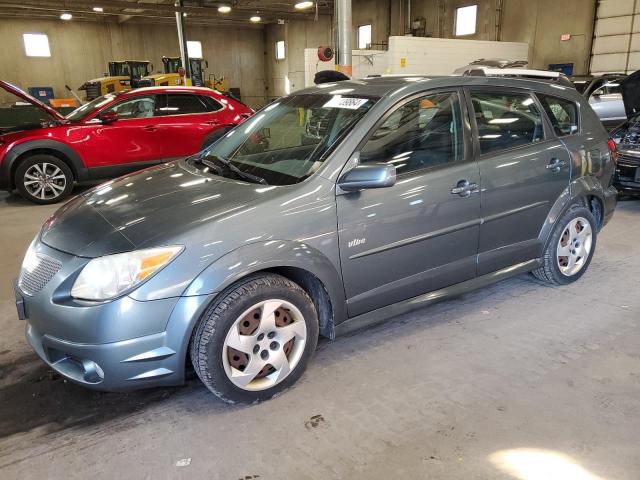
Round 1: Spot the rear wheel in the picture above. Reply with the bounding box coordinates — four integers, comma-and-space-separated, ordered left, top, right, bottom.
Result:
15, 154, 74, 204
532, 206, 597, 285
190, 273, 318, 403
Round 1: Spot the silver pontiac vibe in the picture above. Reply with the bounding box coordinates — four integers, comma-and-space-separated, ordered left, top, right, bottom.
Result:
15, 75, 618, 403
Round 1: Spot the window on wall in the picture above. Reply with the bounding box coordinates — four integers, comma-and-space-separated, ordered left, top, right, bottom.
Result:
454, 5, 477, 36
275, 40, 286, 60
358, 24, 372, 49
187, 40, 202, 58
23, 33, 51, 57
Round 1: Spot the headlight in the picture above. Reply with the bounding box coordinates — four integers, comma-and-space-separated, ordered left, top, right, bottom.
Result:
21, 238, 39, 274
71, 246, 182, 301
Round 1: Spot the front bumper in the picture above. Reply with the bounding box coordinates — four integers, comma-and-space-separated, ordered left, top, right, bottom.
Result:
613, 154, 640, 193
17, 240, 216, 391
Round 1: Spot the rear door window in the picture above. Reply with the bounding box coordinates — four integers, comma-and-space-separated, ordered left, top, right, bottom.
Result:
538, 94, 579, 136
161, 93, 209, 115
470, 90, 545, 155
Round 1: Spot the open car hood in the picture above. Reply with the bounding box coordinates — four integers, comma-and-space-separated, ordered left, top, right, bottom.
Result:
621, 70, 640, 119
0, 80, 66, 122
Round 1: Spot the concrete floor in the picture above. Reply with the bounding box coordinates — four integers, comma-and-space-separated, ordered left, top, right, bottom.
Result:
1, 190, 639, 480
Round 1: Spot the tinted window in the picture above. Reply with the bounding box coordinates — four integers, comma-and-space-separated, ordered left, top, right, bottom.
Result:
471, 91, 544, 155
538, 94, 579, 136
162, 94, 209, 115
201, 96, 223, 112
103, 95, 156, 119
360, 91, 464, 174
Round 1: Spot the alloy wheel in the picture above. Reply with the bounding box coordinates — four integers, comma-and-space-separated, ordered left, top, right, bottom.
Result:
23, 162, 67, 201
222, 299, 307, 391
556, 216, 593, 276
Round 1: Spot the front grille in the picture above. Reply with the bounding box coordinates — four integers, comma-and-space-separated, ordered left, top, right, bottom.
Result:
85, 82, 102, 100
18, 255, 62, 296
618, 153, 640, 167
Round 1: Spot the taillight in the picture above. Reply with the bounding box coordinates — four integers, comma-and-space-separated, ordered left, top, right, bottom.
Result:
607, 138, 618, 164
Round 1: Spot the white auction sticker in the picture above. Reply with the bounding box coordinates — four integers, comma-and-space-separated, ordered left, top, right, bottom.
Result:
323, 96, 369, 110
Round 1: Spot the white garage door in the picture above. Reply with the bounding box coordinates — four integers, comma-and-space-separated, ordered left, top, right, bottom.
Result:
590, 0, 640, 74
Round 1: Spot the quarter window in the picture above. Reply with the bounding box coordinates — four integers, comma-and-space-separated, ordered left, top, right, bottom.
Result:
103, 95, 157, 119
538, 94, 579, 136
360, 91, 465, 175
470, 91, 544, 155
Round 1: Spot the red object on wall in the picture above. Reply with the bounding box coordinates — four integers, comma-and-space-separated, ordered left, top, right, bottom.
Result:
317, 46, 334, 62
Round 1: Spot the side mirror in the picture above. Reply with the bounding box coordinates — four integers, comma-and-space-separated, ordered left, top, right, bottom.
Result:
338, 163, 396, 192
592, 88, 605, 97
99, 111, 118, 124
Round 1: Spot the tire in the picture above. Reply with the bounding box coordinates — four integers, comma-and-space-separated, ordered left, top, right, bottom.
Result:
15, 154, 74, 204
190, 273, 319, 403
532, 205, 597, 285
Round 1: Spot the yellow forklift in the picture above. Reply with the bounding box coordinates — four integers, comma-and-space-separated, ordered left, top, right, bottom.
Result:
140, 56, 227, 91
79, 60, 152, 100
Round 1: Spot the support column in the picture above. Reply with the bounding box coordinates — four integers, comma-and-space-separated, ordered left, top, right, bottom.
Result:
336, 0, 352, 76
175, 0, 191, 82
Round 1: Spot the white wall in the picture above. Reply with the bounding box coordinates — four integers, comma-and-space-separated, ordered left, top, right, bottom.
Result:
384, 36, 529, 75
302, 36, 529, 91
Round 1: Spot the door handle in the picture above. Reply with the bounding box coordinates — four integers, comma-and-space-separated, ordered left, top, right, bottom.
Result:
546, 158, 567, 172
451, 180, 478, 197
143, 125, 157, 132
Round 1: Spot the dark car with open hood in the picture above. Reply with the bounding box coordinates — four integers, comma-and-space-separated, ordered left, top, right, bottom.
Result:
611, 70, 640, 194
16, 74, 617, 403
0, 81, 252, 204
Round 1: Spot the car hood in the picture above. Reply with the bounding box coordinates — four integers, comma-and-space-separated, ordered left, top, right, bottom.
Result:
0, 80, 66, 122
40, 161, 276, 257
621, 70, 640, 119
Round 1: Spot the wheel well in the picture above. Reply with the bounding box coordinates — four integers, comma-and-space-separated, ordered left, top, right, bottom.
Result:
264, 267, 334, 339
11, 149, 77, 188
585, 195, 604, 231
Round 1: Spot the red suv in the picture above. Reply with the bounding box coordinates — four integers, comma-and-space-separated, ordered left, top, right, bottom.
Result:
0, 82, 253, 204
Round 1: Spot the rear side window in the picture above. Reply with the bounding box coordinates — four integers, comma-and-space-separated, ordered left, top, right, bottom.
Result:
201, 96, 223, 112
470, 91, 544, 155
360, 91, 465, 175
538, 94, 579, 136
162, 94, 209, 115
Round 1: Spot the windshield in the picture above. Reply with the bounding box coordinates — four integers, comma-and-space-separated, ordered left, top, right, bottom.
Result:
65, 94, 118, 121
195, 94, 376, 185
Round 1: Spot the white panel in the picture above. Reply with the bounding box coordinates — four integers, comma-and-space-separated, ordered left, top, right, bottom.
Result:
595, 16, 634, 36
591, 52, 628, 72
598, 0, 635, 18
385, 36, 529, 75
592, 34, 631, 54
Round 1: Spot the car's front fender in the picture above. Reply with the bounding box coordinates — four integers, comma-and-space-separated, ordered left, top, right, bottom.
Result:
182, 239, 347, 333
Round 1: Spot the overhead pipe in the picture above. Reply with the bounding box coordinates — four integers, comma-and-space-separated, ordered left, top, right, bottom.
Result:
336, 0, 352, 76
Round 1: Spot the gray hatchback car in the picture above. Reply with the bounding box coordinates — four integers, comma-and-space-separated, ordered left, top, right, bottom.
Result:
16, 75, 617, 403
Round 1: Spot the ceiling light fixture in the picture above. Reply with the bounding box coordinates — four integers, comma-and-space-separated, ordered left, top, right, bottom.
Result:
294, 1, 314, 9
218, 5, 231, 13
250, 15, 261, 22
92, 6, 104, 12
60, 12, 72, 20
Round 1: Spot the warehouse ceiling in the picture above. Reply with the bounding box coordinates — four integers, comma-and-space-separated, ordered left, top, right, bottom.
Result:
0, 0, 334, 26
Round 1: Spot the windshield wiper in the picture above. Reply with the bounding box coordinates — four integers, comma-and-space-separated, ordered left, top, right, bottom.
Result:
204, 155, 268, 185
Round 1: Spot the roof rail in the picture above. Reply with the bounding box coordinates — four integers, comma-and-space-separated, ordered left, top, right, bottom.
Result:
462, 67, 561, 79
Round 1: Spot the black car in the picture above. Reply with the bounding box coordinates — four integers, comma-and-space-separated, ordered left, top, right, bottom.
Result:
611, 71, 640, 194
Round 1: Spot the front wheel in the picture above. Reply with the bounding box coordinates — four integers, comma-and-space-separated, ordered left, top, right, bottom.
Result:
190, 273, 319, 403
15, 154, 74, 204
532, 205, 597, 285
